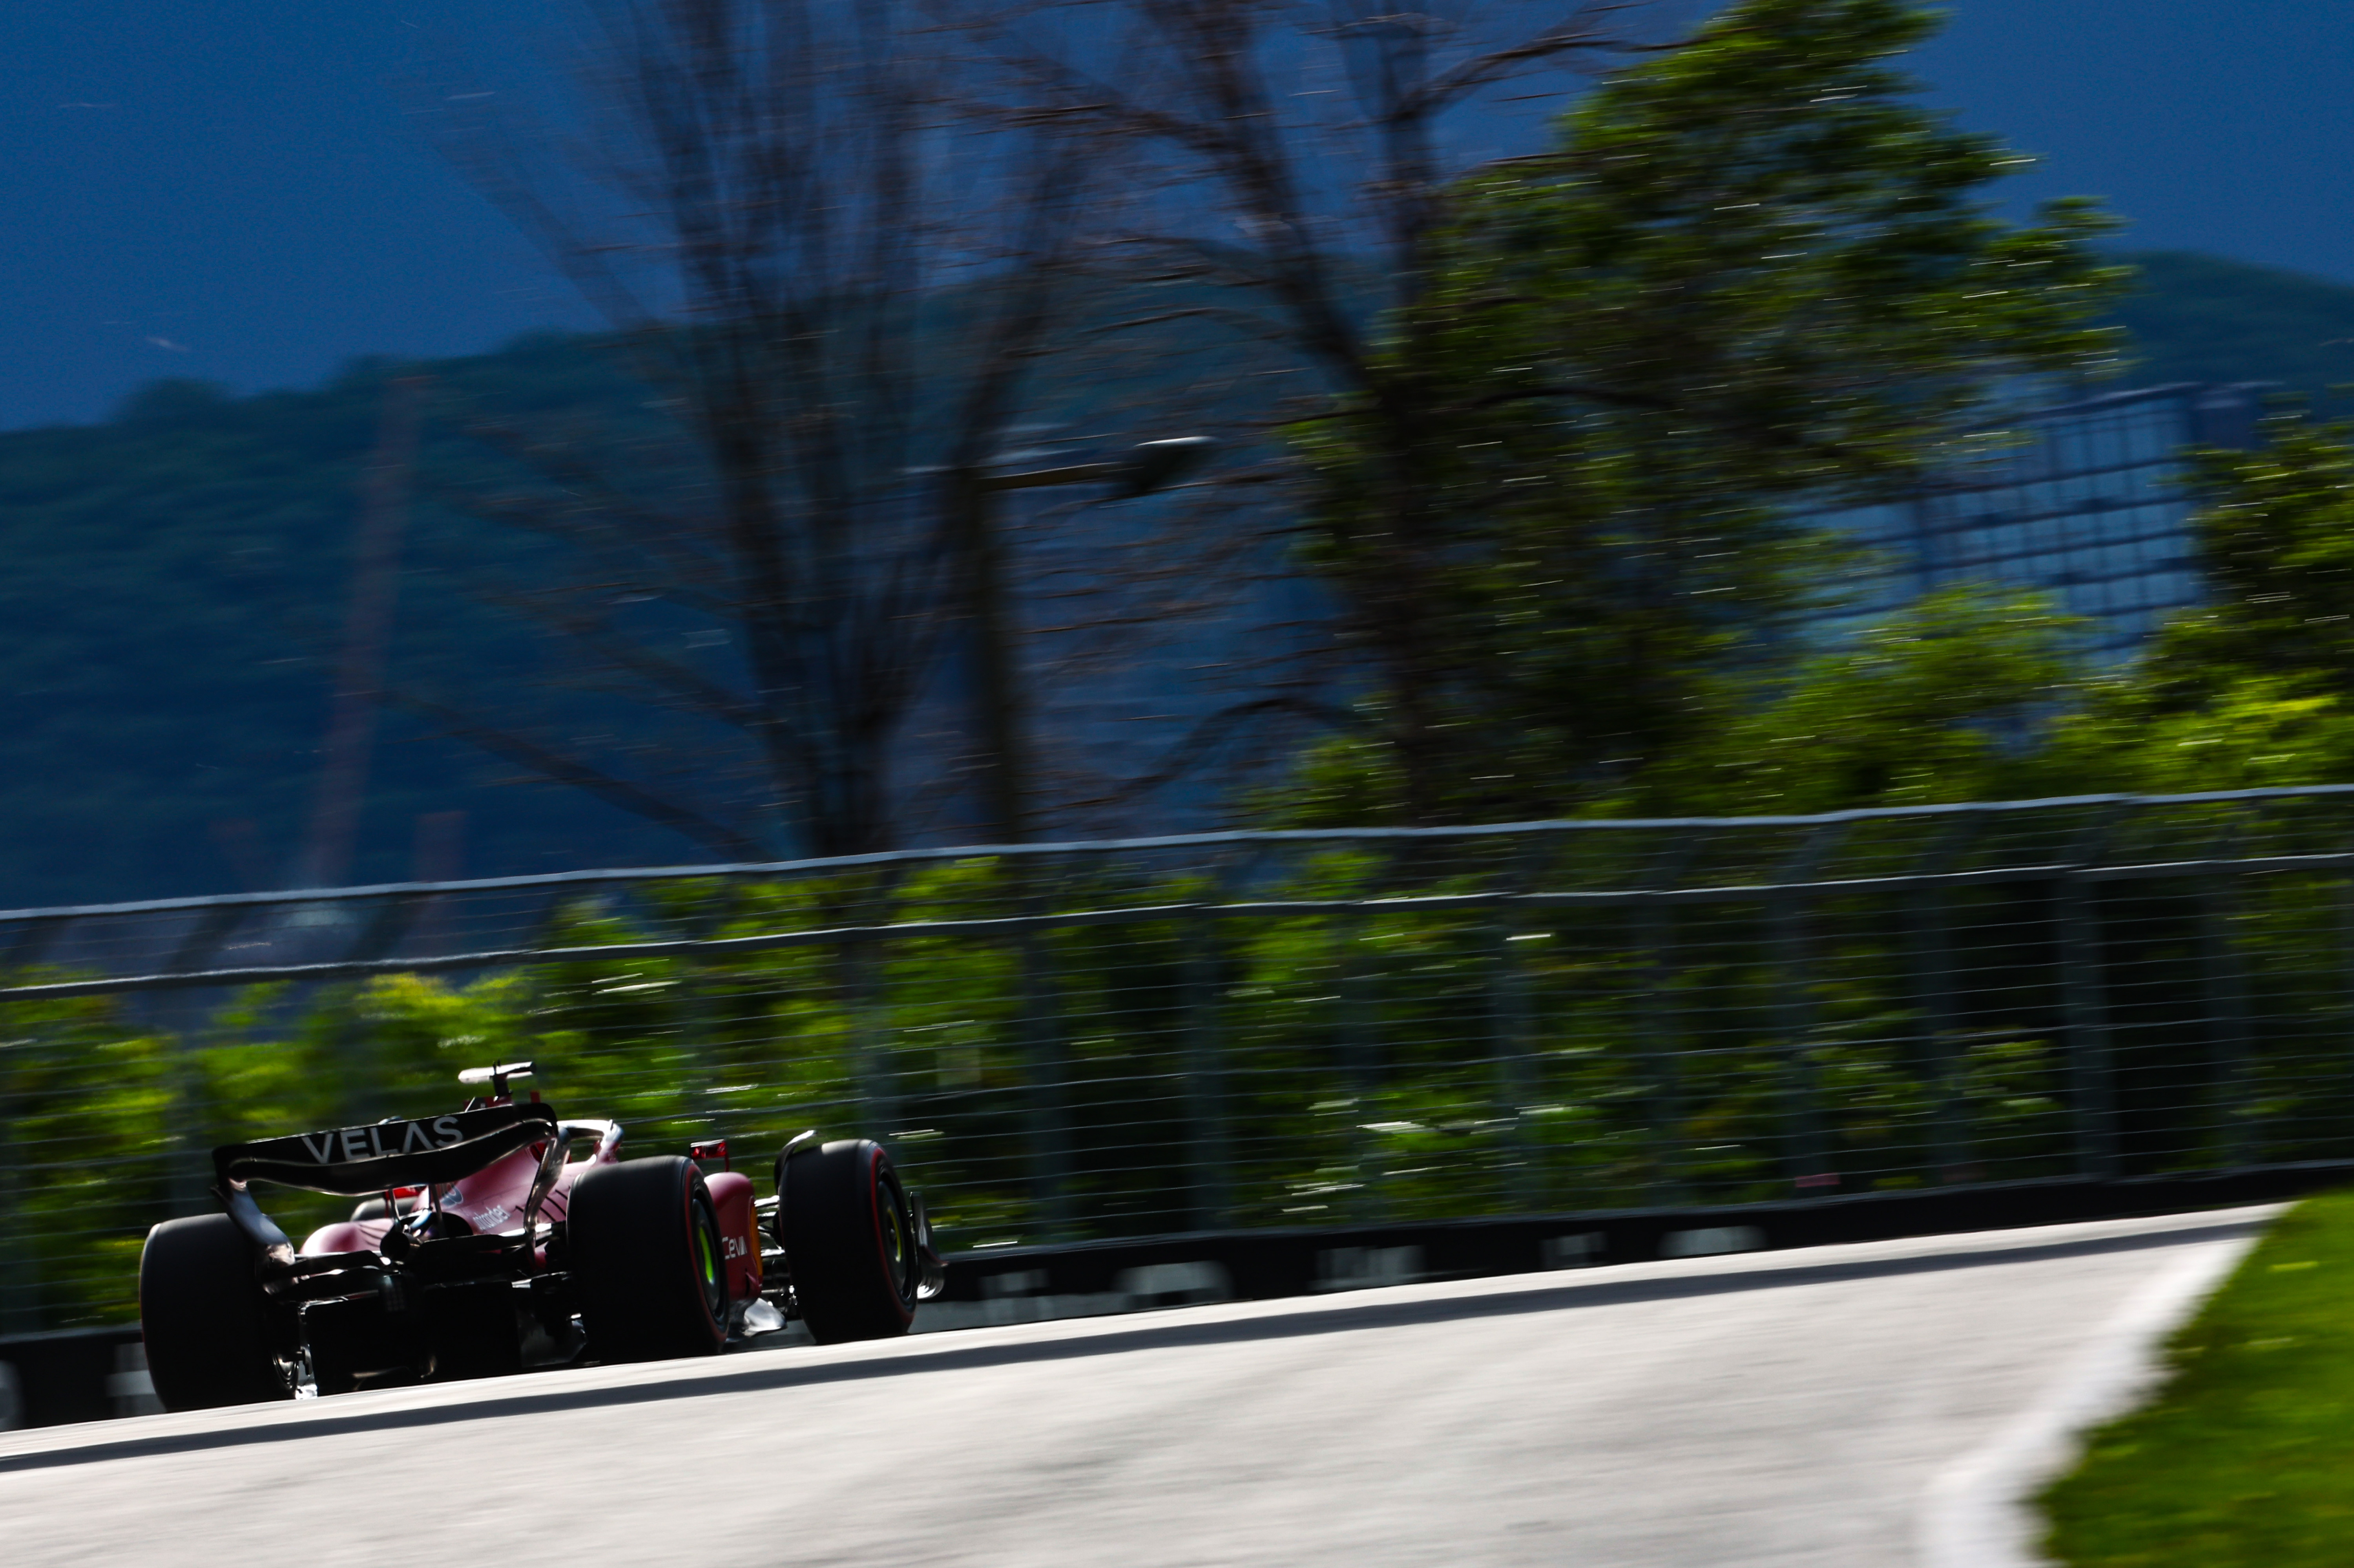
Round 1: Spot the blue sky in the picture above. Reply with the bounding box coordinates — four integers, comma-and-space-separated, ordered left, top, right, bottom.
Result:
3, 0, 2349, 430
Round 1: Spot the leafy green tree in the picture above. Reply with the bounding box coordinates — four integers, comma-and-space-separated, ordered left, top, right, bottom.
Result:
2053, 412, 2354, 792
0, 995, 177, 1330
1651, 587, 2082, 815
1282, 0, 2125, 826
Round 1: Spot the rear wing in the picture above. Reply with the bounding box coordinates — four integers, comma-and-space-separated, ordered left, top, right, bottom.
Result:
213, 1103, 558, 1197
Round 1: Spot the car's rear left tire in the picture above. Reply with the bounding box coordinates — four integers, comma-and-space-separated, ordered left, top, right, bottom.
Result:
778, 1140, 920, 1344
568, 1156, 728, 1363
139, 1214, 291, 1411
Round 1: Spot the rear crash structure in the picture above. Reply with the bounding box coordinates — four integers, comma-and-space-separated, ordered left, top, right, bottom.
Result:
137, 1064, 945, 1410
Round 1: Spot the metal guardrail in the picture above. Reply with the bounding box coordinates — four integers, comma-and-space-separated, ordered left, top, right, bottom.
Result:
6, 785, 2354, 1333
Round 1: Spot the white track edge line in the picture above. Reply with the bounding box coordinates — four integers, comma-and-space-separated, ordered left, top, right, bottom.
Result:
1915, 1229, 2258, 1568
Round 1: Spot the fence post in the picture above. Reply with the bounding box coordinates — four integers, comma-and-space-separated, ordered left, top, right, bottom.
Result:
1182, 896, 1232, 1230
1336, 902, 1385, 1222
2199, 865, 2256, 1168
2057, 809, 2123, 1180
1633, 834, 1703, 1205
0, 1065, 31, 1335
674, 887, 730, 1137
1771, 824, 1846, 1191
166, 904, 252, 1215
166, 1028, 216, 1219
1010, 860, 1074, 1241
1905, 814, 1982, 1182
0, 923, 53, 1333
845, 941, 898, 1141
675, 955, 721, 1137
2340, 862, 2354, 1157
1487, 843, 1541, 1211
846, 871, 903, 1142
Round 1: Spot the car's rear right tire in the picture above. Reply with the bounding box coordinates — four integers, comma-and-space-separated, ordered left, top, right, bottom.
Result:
139, 1214, 291, 1411
778, 1140, 920, 1344
568, 1156, 728, 1363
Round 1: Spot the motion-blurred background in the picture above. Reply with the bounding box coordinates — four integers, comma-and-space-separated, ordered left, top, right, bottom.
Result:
6, 0, 2354, 908
14, 0, 2354, 1347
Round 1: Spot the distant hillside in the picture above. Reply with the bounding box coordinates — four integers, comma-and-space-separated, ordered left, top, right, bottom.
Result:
2, 248, 2349, 910
0, 339, 689, 910
0, 314, 1277, 910
2109, 250, 2354, 406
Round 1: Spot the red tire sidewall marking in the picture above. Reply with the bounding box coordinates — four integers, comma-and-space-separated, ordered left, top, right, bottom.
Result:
865, 1146, 913, 1326
681, 1167, 721, 1343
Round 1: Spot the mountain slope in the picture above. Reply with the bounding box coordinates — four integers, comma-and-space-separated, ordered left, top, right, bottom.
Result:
2111, 250, 2354, 405
2, 249, 2349, 908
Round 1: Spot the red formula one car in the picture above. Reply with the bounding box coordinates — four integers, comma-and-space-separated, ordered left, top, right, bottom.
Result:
137, 1062, 945, 1410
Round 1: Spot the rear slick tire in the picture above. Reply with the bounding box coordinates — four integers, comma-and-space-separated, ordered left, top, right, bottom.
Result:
568, 1156, 728, 1363
779, 1140, 920, 1344
139, 1214, 291, 1411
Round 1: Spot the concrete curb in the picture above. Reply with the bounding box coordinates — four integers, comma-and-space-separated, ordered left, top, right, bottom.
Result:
1915, 1226, 2260, 1568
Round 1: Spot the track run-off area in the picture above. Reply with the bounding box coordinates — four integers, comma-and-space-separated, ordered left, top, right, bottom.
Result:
0, 1209, 2267, 1568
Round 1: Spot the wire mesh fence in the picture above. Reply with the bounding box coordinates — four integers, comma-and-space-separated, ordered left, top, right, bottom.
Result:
7, 786, 2354, 1330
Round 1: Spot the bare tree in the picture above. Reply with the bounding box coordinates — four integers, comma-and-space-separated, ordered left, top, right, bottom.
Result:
936, 0, 1685, 819
411, 0, 1088, 859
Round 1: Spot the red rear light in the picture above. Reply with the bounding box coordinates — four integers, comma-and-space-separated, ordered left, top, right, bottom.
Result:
689, 1138, 730, 1171
389, 1186, 421, 1200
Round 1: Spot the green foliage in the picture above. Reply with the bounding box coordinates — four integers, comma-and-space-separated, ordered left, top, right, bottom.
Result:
1958, 1036, 2071, 1162
1653, 587, 2084, 815
1450, 0, 2122, 480
2060, 676, 2354, 795
0, 993, 177, 1332
15, 7, 2354, 1346
2144, 414, 2354, 702
2052, 412, 2354, 792
1283, 0, 2126, 826
2042, 1189, 2354, 1565
19, 817, 2354, 1330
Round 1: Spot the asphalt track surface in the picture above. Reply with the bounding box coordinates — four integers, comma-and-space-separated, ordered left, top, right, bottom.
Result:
0, 1207, 2268, 1568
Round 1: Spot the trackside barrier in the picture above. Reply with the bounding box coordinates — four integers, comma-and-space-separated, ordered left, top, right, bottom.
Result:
4, 1160, 2340, 1427
0, 1325, 151, 1429
8, 787, 2354, 1340
923, 1161, 2352, 1314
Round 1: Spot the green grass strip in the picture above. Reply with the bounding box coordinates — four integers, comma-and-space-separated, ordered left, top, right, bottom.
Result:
2042, 1189, 2354, 1565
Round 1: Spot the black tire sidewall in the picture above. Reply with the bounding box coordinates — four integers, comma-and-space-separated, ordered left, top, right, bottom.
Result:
568, 1156, 728, 1362
138, 1214, 288, 1411
780, 1140, 918, 1344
